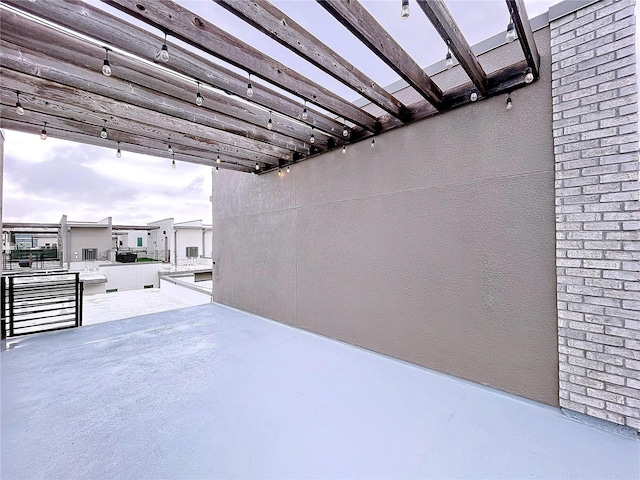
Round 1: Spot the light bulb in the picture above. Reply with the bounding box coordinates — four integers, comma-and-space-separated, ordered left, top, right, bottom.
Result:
102, 59, 111, 77
286, 165, 290, 173
100, 127, 108, 139
445, 51, 453, 70
470, 88, 478, 102
171, 159, 176, 169
310, 128, 315, 144
302, 106, 308, 120
278, 168, 282, 177
40, 123, 47, 140
216, 154, 221, 164
267, 114, 273, 130
506, 22, 516, 43
342, 125, 349, 137
215, 166, 219, 173
371, 138, 375, 148
342, 145, 346, 154
401, 0, 410, 19
506, 95, 513, 110
247, 82, 253, 97
255, 162, 260, 170
157, 43, 169, 63
525, 67, 534, 84
16, 102, 24, 116
116, 147, 122, 158
196, 92, 203, 106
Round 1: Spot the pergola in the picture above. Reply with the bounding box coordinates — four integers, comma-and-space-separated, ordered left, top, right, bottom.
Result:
0, 0, 539, 174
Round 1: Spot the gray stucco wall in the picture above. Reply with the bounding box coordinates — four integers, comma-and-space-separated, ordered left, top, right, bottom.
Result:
212, 28, 559, 405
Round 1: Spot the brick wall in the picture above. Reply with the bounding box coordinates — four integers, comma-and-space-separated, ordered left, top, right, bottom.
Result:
552, 0, 639, 431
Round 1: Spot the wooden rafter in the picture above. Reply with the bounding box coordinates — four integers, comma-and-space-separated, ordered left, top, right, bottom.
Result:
0, 44, 294, 164
215, 0, 409, 121
0, 63, 286, 167
0, 89, 269, 168
0, 12, 335, 153
506, 0, 540, 78
0, 115, 251, 172
99, 0, 377, 131
415, 0, 488, 96
317, 0, 443, 111
1, 0, 348, 140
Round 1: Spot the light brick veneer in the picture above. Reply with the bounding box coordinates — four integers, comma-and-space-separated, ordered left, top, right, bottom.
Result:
552, 0, 640, 431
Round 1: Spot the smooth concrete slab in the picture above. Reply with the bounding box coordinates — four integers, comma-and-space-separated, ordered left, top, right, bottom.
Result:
2, 303, 639, 479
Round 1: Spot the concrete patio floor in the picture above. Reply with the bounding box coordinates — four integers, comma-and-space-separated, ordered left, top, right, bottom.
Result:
2, 303, 639, 479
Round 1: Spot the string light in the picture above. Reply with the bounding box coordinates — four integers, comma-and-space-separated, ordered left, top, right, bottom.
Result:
195, 82, 203, 106
100, 119, 108, 139
255, 162, 260, 170
215, 166, 219, 173
278, 168, 282, 176
445, 40, 454, 70
506, 94, 513, 110
342, 145, 347, 154
171, 154, 176, 169
342, 118, 349, 137
310, 127, 315, 144
302, 100, 308, 120
470, 87, 478, 102
156, 32, 169, 62
247, 73, 253, 97
102, 48, 112, 76
167, 138, 174, 155
40, 121, 47, 140
286, 165, 290, 173
401, 0, 410, 19
15, 91, 24, 116
525, 67, 534, 84
267, 111, 273, 130
371, 137, 375, 148
116, 141, 122, 158
216, 153, 221, 164
506, 18, 517, 43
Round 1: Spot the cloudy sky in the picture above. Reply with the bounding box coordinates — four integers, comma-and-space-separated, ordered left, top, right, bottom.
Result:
0, 0, 609, 225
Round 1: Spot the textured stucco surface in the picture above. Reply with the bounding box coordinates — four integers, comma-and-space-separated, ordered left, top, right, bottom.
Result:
212, 28, 559, 405
2, 304, 639, 480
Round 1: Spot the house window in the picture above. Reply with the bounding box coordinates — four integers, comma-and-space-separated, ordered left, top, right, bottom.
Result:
186, 246, 198, 258
82, 248, 98, 261
137, 237, 143, 247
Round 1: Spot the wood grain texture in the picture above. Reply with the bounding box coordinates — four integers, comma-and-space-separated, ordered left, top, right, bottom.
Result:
100, 0, 377, 130
216, 0, 408, 120
318, 0, 443, 112
415, 0, 488, 96
506, 0, 540, 77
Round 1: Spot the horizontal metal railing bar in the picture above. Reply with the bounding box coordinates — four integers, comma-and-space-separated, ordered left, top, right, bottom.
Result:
12, 295, 76, 305
12, 282, 77, 291
12, 315, 77, 328
12, 309, 76, 322
11, 323, 77, 336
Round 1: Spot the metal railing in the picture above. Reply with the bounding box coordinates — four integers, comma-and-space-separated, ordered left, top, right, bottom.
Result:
1, 272, 83, 339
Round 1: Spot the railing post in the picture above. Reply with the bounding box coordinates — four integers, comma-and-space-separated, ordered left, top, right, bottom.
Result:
1, 276, 6, 340
78, 277, 84, 327
8, 276, 14, 338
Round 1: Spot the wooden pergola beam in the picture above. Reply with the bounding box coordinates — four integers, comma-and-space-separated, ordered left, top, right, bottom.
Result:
506, 0, 540, 78
0, 89, 269, 168
317, 0, 443, 111
0, 115, 252, 173
0, 66, 284, 167
0, 11, 337, 152
215, 0, 409, 122
415, 0, 488, 96
0, 46, 291, 165
99, 0, 377, 131
1, 0, 347, 138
